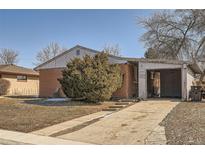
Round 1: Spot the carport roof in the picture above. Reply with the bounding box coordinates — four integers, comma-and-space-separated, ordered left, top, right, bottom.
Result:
126, 58, 203, 74
125, 58, 190, 65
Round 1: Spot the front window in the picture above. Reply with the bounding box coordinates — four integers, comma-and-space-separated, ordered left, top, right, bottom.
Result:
17, 75, 27, 81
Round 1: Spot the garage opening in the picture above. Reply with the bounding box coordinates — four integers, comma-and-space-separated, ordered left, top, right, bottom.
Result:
147, 69, 182, 98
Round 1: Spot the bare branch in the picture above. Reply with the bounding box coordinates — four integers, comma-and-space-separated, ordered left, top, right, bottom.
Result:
102, 43, 121, 56
0, 48, 19, 64
35, 42, 67, 65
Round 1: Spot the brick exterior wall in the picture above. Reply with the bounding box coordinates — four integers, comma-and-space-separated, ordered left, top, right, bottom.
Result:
39, 64, 137, 98
39, 68, 64, 97
112, 64, 137, 98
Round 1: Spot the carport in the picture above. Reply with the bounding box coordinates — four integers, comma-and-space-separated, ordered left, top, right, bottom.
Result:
126, 59, 203, 101
132, 59, 189, 100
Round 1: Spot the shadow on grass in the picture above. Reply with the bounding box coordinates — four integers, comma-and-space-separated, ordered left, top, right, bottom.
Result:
21, 99, 102, 107
3, 96, 104, 107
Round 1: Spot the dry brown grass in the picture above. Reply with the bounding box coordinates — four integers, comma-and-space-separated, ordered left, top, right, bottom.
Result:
0, 97, 113, 133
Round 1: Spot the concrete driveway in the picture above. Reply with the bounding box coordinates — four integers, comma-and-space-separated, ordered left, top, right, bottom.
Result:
58, 99, 179, 144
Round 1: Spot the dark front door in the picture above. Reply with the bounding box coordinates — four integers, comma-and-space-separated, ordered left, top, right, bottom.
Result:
160, 69, 181, 98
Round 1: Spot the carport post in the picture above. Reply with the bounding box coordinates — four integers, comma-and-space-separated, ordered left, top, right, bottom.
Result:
181, 64, 188, 101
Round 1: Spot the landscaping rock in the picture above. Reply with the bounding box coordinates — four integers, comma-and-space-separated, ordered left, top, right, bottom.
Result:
160, 102, 205, 144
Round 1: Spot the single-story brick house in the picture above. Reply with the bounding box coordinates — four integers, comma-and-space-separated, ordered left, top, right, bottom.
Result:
35, 45, 202, 101
0, 64, 39, 96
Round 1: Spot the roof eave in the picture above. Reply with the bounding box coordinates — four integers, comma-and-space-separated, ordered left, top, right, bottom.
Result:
0, 71, 39, 76
188, 63, 203, 74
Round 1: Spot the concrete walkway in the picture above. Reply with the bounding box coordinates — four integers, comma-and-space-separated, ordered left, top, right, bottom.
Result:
0, 129, 89, 145
57, 100, 179, 144
32, 111, 112, 136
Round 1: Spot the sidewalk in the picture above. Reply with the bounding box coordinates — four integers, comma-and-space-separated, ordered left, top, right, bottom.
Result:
0, 129, 89, 145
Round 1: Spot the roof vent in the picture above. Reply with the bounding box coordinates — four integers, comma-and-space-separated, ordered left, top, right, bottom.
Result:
76, 50, 80, 56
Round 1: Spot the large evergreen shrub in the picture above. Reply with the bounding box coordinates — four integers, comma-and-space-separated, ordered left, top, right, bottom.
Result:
58, 52, 122, 102
0, 79, 10, 95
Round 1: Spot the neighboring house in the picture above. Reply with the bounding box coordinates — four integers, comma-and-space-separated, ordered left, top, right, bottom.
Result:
0, 64, 39, 96
35, 45, 202, 100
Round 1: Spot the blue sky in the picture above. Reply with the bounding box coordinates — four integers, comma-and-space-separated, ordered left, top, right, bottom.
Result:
0, 9, 157, 68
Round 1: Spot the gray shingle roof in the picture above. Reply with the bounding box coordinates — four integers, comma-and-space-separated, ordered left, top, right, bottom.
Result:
0, 64, 39, 76
34, 44, 200, 73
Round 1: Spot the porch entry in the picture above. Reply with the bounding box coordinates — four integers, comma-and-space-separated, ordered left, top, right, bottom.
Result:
147, 69, 182, 98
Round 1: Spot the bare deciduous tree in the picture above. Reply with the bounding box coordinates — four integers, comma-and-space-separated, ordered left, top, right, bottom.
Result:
139, 10, 205, 60
0, 48, 19, 64
102, 44, 121, 56
139, 9, 205, 81
35, 42, 67, 65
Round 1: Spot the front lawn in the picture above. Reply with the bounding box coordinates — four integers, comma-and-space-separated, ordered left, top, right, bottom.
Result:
161, 102, 205, 144
0, 97, 113, 133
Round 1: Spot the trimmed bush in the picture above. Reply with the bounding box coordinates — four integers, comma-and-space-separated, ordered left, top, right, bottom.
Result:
58, 52, 122, 102
0, 79, 10, 95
